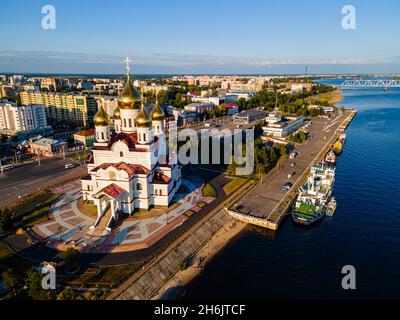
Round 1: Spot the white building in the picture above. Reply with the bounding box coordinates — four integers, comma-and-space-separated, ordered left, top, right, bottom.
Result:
184, 102, 214, 114
189, 95, 222, 106
0, 101, 47, 133
81, 69, 182, 233
263, 111, 306, 138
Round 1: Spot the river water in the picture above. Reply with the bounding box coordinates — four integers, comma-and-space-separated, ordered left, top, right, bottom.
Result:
183, 81, 400, 300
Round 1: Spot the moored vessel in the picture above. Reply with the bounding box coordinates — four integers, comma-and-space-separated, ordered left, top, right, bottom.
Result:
326, 197, 337, 217
333, 140, 343, 155
292, 162, 336, 226
325, 150, 336, 164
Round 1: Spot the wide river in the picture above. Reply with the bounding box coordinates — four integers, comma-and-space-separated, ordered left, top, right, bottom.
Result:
183, 80, 400, 300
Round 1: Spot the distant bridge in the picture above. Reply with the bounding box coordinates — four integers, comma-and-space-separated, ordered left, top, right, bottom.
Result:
340, 79, 400, 89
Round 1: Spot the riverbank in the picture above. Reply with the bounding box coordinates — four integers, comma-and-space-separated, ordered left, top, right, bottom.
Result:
152, 217, 247, 300
307, 89, 344, 106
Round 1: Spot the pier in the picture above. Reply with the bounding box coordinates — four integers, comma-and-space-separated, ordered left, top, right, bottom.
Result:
227, 109, 357, 231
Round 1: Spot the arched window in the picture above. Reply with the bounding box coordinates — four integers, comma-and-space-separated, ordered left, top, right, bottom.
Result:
101, 132, 104, 140
129, 119, 132, 127
137, 183, 142, 191
159, 189, 162, 196
120, 151, 124, 157
143, 133, 146, 141
157, 125, 160, 133
124, 118, 127, 127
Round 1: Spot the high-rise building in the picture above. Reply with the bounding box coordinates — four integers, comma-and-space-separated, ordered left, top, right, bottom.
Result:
20, 91, 96, 126
0, 101, 47, 133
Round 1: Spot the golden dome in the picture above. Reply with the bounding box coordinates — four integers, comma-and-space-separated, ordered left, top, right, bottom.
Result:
113, 106, 121, 120
135, 103, 152, 128
93, 106, 109, 127
117, 76, 142, 110
151, 98, 165, 121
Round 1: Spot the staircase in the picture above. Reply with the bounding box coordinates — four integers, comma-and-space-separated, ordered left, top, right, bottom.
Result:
92, 209, 112, 237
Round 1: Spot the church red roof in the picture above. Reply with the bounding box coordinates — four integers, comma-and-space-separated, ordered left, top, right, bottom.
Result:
92, 162, 149, 178
152, 171, 171, 185
92, 131, 159, 151
97, 184, 126, 199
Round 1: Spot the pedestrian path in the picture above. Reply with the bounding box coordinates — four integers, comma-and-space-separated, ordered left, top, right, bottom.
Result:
30, 177, 216, 253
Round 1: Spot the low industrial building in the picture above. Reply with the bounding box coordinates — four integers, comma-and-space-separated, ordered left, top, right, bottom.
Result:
29, 137, 66, 157
233, 109, 267, 124
184, 102, 214, 114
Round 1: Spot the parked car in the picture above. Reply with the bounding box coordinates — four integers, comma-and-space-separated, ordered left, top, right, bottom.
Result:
65, 163, 76, 169
282, 182, 293, 191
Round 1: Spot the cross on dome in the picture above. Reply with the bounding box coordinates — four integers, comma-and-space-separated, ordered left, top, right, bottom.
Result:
124, 56, 133, 76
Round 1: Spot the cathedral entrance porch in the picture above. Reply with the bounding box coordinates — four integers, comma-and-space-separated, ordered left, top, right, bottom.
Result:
91, 184, 127, 234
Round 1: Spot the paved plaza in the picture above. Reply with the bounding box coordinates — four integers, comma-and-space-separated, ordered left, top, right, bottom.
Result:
29, 176, 215, 253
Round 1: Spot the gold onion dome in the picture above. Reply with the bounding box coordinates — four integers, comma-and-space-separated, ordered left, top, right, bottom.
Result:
151, 98, 165, 121
93, 105, 109, 126
113, 106, 121, 120
135, 102, 152, 128
117, 76, 142, 109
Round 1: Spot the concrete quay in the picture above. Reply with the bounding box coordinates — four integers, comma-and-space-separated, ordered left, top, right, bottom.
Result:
228, 109, 357, 231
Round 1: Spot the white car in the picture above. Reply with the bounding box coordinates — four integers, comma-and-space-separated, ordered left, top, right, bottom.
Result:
65, 163, 75, 169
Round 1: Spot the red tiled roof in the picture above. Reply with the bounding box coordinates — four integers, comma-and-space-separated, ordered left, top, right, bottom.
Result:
98, 183, 126, 199
92, 162, 149, 178
92, 132, 159, 151
75, 129, 96, 137
152, 171, 170, 185
110, 132, 139, 150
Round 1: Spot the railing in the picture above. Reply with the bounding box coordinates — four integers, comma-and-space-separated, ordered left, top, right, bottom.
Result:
341, 79, 400, 87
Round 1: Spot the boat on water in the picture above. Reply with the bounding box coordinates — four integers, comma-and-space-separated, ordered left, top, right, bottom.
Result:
339, 131, 347, 143
292, 162, 336, 226
326, 197, 337, 217
325, 150, 336, 164
333, 140, 343, 155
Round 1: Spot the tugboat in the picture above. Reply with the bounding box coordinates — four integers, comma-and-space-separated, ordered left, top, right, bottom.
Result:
325, 150, 336, 164
292, 162, 336, 226
326, 197, 337, 217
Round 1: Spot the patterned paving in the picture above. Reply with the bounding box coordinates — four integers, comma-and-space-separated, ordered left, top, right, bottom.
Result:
30, 177, 215, 253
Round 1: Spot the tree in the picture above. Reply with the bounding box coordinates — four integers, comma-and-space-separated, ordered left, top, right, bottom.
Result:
57, 289, 84, 300
26, 269, 54, 300
2, 269, 21, 296
61, 247, 79, 267
0, 207, 13, 233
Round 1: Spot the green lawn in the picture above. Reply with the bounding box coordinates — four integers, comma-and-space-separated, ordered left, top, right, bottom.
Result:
0, 243, 35, 274
202, 183, 217, 198
62, 263, 144, 289
223, 177, 248, 196
21, 194, 61, 227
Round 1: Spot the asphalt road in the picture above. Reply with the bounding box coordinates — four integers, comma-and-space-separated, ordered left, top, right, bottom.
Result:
0, 157, 84, 205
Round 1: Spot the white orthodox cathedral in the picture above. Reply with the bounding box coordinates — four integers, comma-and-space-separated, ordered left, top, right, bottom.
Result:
81, 61, 181, 229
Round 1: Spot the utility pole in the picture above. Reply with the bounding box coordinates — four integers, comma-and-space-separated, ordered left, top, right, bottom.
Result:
0, 159, 3, 175
37, 152, 41, 166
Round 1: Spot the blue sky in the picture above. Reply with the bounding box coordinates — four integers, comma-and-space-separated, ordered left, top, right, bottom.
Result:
1, 0, 400, 74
